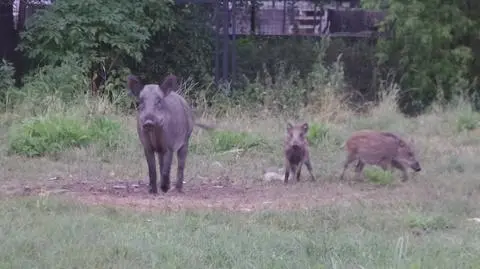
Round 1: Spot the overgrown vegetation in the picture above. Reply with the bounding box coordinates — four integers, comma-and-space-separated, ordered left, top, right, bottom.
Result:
8, 114, 125, 157
1, 0, 480, 268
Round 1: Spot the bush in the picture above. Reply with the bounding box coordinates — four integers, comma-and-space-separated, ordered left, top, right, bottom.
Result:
4, 58, 90, 115
0, 59, 16, 108
8, 114, 124, 157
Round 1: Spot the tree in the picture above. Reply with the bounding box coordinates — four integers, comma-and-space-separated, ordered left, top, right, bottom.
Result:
18, 0, 175, 95
364, 0, 480, 114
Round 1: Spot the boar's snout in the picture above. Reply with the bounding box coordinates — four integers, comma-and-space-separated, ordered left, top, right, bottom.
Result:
411, 161, 421, 172
142, 119, 155, 130
291, 143, 302, 150
140, 114, 164, 131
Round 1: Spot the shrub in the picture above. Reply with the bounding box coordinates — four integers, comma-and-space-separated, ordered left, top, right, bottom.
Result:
0, 59, 16, 108
8, 114, 124, 157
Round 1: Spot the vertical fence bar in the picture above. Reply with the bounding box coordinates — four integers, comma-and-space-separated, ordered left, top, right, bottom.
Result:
231, 0, 236, 84
214, 0, 221, 84
222, 0, 229, 83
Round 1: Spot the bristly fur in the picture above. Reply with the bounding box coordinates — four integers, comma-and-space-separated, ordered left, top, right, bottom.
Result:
283, 122, 316, 184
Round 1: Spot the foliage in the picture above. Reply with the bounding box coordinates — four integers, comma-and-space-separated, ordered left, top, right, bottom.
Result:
2, 57, 89, 115
7, 114, 124, 157
0, 59, 15, 90
134, 4, 215, 87
306, 122, 330, 146
17, 0, 175, 97
364, 0, 480, 114
0, 59, 15, 107
19, 0, 174, 66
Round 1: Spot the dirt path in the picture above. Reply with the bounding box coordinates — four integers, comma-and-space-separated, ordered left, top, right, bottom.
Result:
1, 177, 422, 212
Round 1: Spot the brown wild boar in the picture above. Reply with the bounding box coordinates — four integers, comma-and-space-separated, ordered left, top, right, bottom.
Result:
126, 74, 211, 194
340, 129, 421, 182
284, 122, 316, 184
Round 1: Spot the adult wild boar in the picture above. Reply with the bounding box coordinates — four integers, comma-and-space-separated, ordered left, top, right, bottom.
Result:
126, 74, 209, 194
340, 129, 421, 182
284, 122, 316, 184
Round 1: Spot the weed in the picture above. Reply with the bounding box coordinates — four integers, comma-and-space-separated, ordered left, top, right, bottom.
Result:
364, 167, 395, 185
7, 114, 124, 157
208, 130, 269, 153
307, 122, 330, 146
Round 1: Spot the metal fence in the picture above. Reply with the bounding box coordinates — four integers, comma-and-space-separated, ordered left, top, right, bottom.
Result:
175, 0, 387, 85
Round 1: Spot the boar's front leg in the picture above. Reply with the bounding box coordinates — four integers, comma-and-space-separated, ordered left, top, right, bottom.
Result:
175, 143, 189, 193
144, 148, 157, 194
159, 150, 174, 193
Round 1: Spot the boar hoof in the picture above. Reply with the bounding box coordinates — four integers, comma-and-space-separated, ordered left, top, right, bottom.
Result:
149, 187, 158, 194
160, 184, 170, 193
175, 187, 184, 194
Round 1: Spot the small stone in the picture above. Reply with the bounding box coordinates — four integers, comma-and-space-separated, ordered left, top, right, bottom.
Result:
113, 185, 127, 190
50, 189, 68, 194
263, 172, 283, 181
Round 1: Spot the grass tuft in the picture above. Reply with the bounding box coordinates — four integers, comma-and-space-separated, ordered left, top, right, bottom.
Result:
206, 130, 270, 153
7, 114, 125, 157
364, 167, 395, 185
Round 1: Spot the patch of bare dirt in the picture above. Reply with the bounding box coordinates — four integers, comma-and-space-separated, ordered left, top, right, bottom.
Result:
1, 176, 429, 212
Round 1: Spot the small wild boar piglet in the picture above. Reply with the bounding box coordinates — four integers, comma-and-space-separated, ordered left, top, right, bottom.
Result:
284, 122, 316, 184
340, 129, 421, 182
126, 74, 201, 194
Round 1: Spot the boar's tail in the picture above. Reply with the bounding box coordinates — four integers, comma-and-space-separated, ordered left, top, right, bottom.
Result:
195, 122, 215, 130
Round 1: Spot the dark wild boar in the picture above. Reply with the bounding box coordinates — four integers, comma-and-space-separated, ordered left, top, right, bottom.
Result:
126, 74, 212, 194
340, 129, 421, 182
284, 122, 316, 184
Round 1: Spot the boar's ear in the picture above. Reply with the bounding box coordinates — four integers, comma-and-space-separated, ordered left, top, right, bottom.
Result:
409, 137, 415, 146
126, 75, 144, 98
397, 139, 406, 147
301, 123, 309, 133
286, 122, 293, 131
159, 74, 178, 97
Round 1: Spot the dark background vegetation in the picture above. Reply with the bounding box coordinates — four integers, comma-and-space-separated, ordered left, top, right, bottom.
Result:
1, 0, 480, 115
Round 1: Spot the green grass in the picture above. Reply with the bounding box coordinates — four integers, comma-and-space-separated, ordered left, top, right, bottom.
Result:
7, 114, 125, 157
364, 167, 395, 185
0, 197, 479, 269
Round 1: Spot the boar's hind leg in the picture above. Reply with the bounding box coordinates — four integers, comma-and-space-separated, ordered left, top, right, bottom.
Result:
304, 159, 316, 181
159, 151, 174, 193
175, 144, 189, 193
340, 153, 356, 180
144, 148, 157, 194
